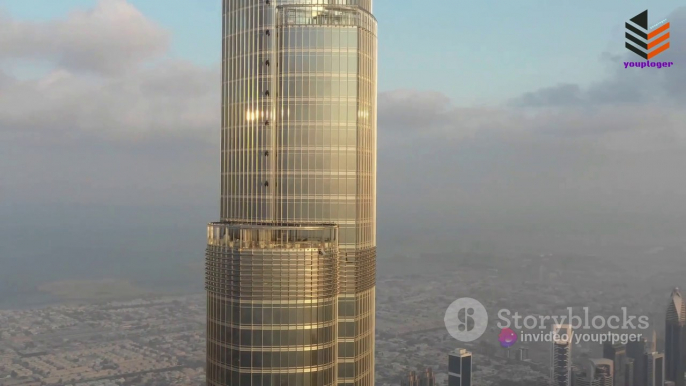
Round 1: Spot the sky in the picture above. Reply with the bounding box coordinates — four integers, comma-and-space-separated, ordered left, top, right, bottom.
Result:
1, 0, 686, 287
0, 0, 681, 104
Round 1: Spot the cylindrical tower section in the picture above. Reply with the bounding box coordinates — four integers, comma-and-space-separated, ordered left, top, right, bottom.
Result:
221, 0, 277, 222
271, 6, 377, 384
273, 5, 377, 249
221, 1, 376, 241
206, 223, 339, 385
217, 1, 377, 384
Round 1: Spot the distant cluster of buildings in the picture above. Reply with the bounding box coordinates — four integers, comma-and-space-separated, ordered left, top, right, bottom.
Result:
0, 296, 205, 386
400, 349, 472, 386
396, 287, 685, 386
551, 287, 686, 386
400, 367, 436, 386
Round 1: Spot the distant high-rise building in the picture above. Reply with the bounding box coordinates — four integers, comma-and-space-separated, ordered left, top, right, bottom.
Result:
627, 336, 650, 359
624, 358, 635, 386
645, 351, 665, 386
205, 0, 378, 385
400, 367, 435, 386
666, 287, 686, 386
649, 330, 657, 353
422, 367, 435, 386
627, 336, 650, 386
448, 349, 472, 386
401, 371, 420, 386
551, 324, 573, 386
603, 342, 627, 386
573, 358, 614, 386
518, 347, 530, 361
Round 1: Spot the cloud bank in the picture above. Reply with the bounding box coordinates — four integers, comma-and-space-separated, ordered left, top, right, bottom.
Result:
2, 1, 686, 255
0, 0, 169, 75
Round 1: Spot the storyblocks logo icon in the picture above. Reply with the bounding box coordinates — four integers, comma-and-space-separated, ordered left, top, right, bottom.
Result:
444, 298, 488, 342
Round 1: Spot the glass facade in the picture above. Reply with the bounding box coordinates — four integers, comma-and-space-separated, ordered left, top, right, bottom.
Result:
208, 0, 377, 385
448, 351, 472, 386
665, 288, 686, 386
206, 225, 339, 385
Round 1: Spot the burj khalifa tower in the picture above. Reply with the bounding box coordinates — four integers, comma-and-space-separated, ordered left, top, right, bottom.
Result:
205, 1, 377, 385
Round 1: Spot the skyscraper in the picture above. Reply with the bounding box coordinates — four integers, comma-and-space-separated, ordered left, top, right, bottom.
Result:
422, 367, 435, 386
551, 324, 573, 386
448, 349, 472, 386
399, 368, 434, 386
627, 336, 650, 386
400, 371, 420, 386
573, 358, 614, 386
624, 358, 635, 386
645, 351, 665, 386
205, 1, 378, 385
650, 330, 657, 354
603, 342, 627, 386
666, 287, 686, 386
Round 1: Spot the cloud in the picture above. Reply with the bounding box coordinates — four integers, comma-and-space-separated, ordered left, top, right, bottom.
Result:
1, 1, 686, 256
513, 84, 584, 107
0, 69, 14, 89
0, 0, 169, 75
376, 88, 686, 255
379, 90, 686, 194
511, 6, 686, 108
0, 0, 215, 206
378, 90, 451, 132
0, 59, 219, 206
0, 62, 218, 143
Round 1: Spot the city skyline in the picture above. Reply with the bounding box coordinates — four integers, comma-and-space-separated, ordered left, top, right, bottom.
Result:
573, 358, 613, 386
1, 1, 686, 386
